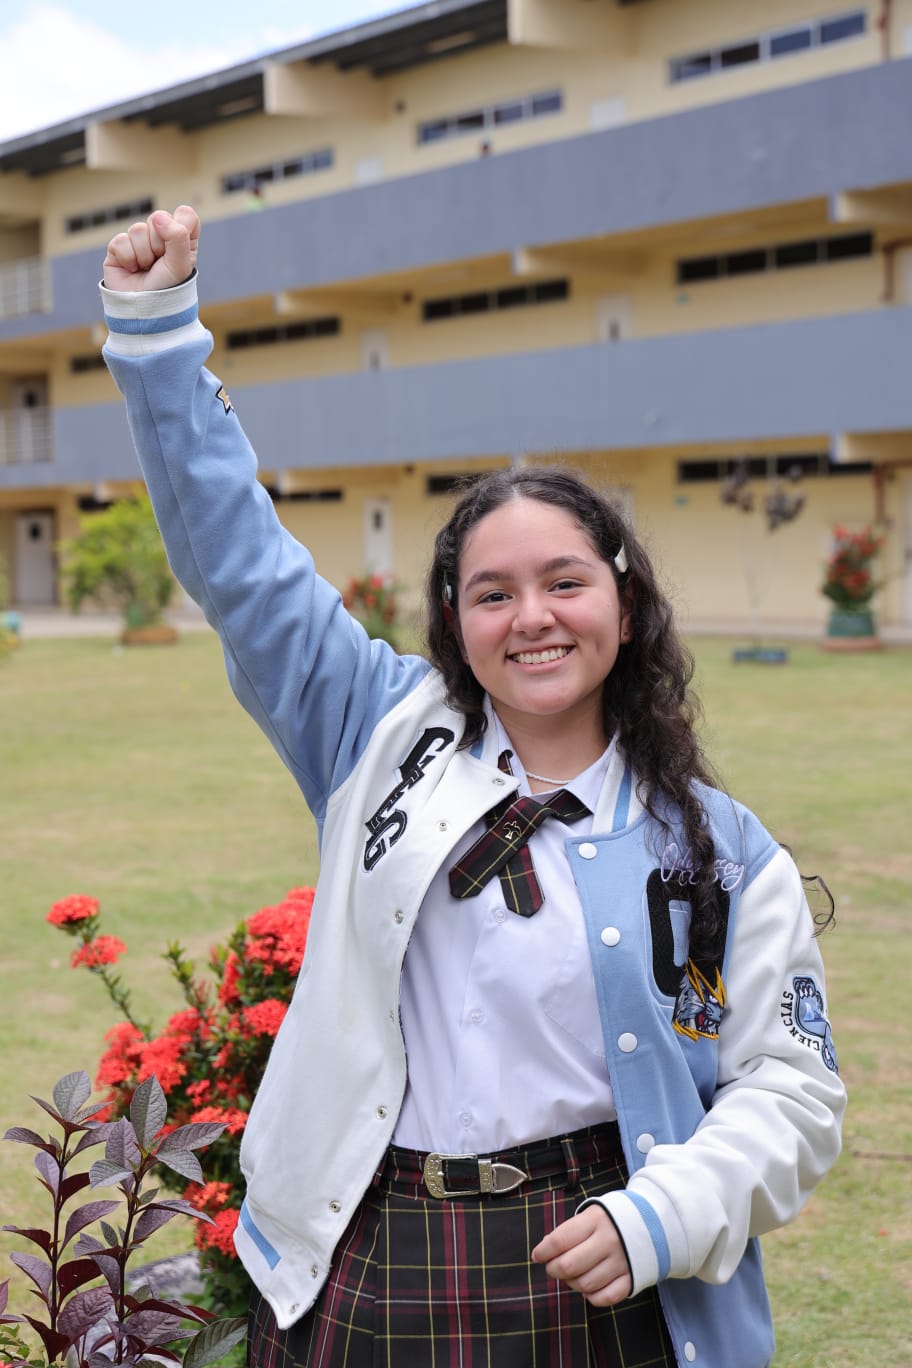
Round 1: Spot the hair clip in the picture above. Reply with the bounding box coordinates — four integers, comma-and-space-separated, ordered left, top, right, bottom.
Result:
443, 577, 453, 604
613, 544, 629, 575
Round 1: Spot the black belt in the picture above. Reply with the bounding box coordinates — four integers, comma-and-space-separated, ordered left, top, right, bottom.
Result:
383, 1122, 623, 1201
423, 1152, 529, 1198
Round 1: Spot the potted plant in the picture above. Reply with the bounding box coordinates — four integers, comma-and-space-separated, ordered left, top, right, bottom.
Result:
821, 525, 884, 648
59, 494, 178, 645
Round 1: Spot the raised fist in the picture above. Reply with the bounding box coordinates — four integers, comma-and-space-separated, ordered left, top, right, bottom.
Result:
102, 205, 200, 292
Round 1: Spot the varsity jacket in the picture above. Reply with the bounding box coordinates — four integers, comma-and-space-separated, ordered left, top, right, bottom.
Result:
101, 276, 846, 1368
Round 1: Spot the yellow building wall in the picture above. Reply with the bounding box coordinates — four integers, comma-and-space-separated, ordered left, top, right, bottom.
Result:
42, 0, 892, 260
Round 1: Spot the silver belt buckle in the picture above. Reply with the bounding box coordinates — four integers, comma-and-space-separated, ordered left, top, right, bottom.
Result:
423, 1152, 529, 1199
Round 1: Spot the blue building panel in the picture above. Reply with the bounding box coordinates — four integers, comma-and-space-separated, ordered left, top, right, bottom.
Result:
2, 58, 912, 341
8, 305, 906, 490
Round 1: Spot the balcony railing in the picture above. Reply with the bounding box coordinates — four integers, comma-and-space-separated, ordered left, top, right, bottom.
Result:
0, 407, 53, 465
0, 257, 51, 319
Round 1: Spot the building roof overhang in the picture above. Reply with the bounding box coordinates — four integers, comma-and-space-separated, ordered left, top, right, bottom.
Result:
0, 0, 514, 176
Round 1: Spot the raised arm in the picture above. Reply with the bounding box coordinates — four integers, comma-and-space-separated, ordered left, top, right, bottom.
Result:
100, 209, 431, 821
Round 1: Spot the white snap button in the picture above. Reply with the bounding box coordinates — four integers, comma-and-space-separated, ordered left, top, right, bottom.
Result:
470, 1008, 483, 1024
459, 1110, 472, 1127
310, 1266, 319, 1278
376, 1105, 388, 1119
329, 1200, 341, 1213
394, 910, 404, 923
290, 1303, 298, 1314
600, 926, 621, 946
493, 908, 506, 922
684, 1344, 696, 1363
438, 820, 449, 832
618, 1032, 638, 1053
636, 1132, 656, 1153
493, 776, 506, 786
578, 842, 598, 860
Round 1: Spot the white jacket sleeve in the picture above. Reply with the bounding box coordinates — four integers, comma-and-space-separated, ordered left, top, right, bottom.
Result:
596, 848, 846, 1291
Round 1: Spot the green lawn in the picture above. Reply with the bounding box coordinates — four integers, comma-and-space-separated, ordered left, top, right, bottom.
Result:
1, 630, 909, 1365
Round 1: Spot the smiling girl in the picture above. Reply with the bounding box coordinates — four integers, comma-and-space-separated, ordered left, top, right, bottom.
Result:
99, 207, 845, 1368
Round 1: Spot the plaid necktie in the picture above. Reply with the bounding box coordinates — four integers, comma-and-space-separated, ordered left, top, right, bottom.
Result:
449, 752, 591, 917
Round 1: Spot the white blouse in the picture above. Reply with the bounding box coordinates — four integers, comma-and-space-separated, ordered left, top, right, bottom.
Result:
393, 720, 640, 1153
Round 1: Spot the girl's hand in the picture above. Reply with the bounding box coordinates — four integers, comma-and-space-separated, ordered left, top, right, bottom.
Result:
102, 205, 200, 292
532, 1204, 632, 1306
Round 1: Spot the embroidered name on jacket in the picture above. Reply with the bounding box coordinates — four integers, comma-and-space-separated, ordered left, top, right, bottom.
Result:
647, 858, 736, 1043
363, 727, 456, 870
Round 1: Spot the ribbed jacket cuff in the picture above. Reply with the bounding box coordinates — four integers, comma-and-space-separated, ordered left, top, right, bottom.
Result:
580, 1188, 689, 1296
99, 272, 204, 356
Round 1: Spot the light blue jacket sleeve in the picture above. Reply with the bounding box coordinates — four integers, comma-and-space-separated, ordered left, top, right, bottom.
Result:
100, 275, 432, 822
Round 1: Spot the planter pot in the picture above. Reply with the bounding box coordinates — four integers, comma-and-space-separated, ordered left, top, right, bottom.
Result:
821, 608, 881, 652
826, 608, 876, 637
120, 624, 180, 646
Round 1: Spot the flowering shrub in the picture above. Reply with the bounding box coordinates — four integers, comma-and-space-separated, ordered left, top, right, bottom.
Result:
47, 887, 314, 1318
342, 571, 401, 647
821, 526, 884, 612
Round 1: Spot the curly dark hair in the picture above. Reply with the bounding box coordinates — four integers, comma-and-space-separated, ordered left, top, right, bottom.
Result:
424, 464, 725, 960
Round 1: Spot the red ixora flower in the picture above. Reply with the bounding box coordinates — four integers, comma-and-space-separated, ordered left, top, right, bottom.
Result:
191, 1104, 248, 1135
71, 935, 127, 969
241, 998, 288, 1037
183, 1179, 233, 1213
196, 1206, 240, 1256
96, 1021, 146, 1089
47, 894, 99, 927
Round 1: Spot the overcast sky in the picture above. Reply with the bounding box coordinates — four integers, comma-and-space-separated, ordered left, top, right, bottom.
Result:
0, 0, 414, 143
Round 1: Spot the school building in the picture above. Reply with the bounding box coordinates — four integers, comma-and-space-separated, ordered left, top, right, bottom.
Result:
1, 0, 911, 637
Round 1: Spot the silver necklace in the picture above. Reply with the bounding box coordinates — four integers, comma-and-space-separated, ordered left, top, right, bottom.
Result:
525, 769, 572, 785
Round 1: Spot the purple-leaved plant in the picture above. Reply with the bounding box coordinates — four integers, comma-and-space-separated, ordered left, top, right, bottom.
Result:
0, 1070, 246, 1368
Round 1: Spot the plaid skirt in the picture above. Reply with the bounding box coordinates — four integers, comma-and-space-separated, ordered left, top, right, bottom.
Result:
248, 1122, 675, 1368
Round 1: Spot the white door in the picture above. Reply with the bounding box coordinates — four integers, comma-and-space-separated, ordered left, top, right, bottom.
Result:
11, 378, 50, 464
361, 328, 389, 372
15, 510, 56, 605
596, 295, 632, 342
363, 498, 392, 575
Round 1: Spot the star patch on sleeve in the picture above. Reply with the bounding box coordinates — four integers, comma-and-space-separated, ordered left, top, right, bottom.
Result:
216, 385, 233, 415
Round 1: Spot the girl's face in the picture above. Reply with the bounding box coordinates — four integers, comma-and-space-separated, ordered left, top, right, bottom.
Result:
455, 497, 631, 741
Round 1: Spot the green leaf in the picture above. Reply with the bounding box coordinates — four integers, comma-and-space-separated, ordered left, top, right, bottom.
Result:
130, 1076, 168, 1148
52, 1072, 92, 1122
180, 1316, 247, 1368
